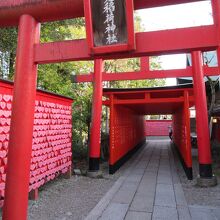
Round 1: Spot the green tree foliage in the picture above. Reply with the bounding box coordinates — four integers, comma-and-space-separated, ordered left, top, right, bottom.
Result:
104, 57, 165, 88
40, 18, 85, 43
0, 28, 17, 78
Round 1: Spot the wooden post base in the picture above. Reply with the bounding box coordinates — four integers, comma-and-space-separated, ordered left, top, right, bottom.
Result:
29, 189, 39, 201
62, 168, 72, 179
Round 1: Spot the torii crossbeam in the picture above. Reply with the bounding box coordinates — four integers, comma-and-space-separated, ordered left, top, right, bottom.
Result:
0, 0, 219, 219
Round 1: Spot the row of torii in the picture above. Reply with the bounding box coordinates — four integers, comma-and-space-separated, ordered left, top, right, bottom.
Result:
0, 0, 220, 219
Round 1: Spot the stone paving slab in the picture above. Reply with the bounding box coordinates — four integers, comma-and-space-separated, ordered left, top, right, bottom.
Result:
130, 193, 154, 212
130, 168, 145, 175
112, 188, 136, 204
125, 211, 151, 220
157, 172, 172, 184
119, 181, 138, 192
125, 174, 143, 183
154, 183, 176, 208
152, 206, 178, 220
86, 140, 220, 220
99, 203, 129, 220
174, 183, 188, 206
136, 182, 156, 196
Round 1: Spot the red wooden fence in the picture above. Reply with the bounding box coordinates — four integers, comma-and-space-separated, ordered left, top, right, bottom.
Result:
0, 80, 73, 206
109, 104, 146, 174
172, 99, 192, 179
145, 120, 172, 136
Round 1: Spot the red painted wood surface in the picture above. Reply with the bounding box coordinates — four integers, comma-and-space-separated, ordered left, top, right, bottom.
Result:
89, 59, 103, 159
105, 87, 193, 169
0, 0, 204, 27
145, 120, 172, 136
0, 80, 73, 207
192, 51, 212, 165
75, 66, 219, 83
172, 91, 192, 168
109, 104, 145, 166
2, 16, 40, 219
35, 25, 218, 64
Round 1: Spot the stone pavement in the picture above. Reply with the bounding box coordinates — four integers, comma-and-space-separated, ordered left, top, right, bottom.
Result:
86, 140, 220, 220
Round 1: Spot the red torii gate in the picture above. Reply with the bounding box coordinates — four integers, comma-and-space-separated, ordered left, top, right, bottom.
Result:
0, 0, 220, 219
103, 85, 194, 179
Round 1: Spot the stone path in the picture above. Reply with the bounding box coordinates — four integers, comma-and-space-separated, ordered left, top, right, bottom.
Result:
86, 140, 220, 220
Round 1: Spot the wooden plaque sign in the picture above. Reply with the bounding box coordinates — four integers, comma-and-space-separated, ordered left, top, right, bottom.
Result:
84, 0, 135, 54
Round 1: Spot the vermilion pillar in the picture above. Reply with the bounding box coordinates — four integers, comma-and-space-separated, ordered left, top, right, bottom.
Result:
191, 51, 213, 178
184, 91, 193, 180
109, 94, 115, 174
89, 59, 103, 171
3, 15, 40, 219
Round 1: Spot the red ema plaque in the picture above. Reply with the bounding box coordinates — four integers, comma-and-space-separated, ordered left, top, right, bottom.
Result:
84, 0, 135, 54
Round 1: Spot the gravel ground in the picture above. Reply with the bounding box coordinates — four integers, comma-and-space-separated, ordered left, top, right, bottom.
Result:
174, 147, 220, 207
27, 162, 122, 220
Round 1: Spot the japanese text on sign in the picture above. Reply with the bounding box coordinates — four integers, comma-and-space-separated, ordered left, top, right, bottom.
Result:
103, 0, 118, 45
91, 0, 128, 47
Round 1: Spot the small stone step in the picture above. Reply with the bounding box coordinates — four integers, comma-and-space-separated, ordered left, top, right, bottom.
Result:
73, 169, 82, 175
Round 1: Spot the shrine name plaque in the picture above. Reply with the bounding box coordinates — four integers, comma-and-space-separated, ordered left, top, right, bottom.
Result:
84, 0, 135, 54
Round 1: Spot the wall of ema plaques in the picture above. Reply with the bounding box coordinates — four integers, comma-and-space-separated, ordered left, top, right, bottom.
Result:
0, 80, 73, 206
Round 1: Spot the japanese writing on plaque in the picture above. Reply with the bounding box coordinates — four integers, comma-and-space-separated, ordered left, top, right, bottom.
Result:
103, 0, 118, 45
91, 0, 127, 47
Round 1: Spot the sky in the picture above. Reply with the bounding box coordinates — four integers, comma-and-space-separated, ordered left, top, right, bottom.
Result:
137, 0, 213, 85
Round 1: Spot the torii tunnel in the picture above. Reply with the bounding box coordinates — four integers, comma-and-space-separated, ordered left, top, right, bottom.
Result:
103, 85, 194, 179
1, 0, 220, 219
